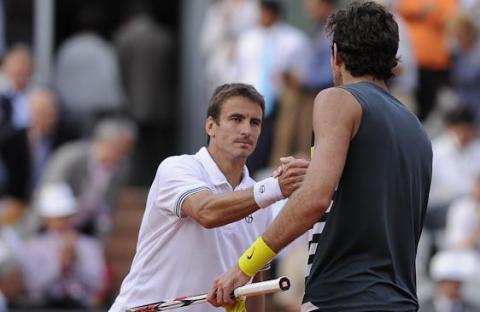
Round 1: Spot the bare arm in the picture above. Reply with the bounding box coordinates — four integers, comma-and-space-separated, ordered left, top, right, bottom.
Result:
182, 159, 309, 229
263, 88, 362, 251
182, 189, 258, 229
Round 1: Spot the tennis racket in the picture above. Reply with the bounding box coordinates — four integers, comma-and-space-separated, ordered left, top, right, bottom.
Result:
127, 276, 290, 311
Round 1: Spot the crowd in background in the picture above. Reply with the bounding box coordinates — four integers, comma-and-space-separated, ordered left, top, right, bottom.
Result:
0, 0, 479, 311
0, 1, 172, 310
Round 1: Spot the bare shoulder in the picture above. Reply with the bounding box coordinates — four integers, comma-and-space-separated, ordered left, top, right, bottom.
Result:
313, 87, 362, 138
314, 87, 360, 111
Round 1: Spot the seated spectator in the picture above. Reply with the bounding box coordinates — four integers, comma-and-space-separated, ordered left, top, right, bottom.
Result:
1, 183, 106, 309
420, 250, 480, 312
429, 107, 480, 212
445, 175, 480, 250
40, 118, 136, 238
419, 107, 480, 276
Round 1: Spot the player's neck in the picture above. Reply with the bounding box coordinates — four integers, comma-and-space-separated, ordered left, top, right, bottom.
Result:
341, 71, 388, 91
207, 146, 245, 189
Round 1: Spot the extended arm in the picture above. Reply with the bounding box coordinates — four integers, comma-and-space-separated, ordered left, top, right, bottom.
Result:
263, 88, 361, 251
182, 158, 309, 228
182, 188, 258, 229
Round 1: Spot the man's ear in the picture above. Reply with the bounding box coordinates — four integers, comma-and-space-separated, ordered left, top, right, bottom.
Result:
206, 116, 216, 138
333, 43, 343, 67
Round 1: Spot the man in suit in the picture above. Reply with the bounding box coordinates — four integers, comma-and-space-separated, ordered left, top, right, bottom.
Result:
0, 45, 33, 131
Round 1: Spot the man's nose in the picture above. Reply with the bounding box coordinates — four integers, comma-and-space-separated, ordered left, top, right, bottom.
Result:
240, 121, 253, 136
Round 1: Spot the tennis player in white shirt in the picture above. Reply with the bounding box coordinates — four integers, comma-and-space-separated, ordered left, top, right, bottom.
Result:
109, 83, 308, 312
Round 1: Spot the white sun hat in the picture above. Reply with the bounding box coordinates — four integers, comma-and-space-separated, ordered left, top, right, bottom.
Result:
35, 183, 77, 218
430, 249, 480, 282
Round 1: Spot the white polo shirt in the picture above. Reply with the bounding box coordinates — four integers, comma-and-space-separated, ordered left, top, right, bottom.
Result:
109, 147, 274, 312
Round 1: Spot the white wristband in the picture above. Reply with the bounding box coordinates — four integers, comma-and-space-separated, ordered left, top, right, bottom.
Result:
253, 177, 285, 208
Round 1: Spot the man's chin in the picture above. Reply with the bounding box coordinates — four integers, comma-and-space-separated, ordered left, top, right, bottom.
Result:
234, 148, 253, 159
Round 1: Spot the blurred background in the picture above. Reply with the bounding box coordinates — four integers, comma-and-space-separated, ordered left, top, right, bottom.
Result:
1, 0, 480, 311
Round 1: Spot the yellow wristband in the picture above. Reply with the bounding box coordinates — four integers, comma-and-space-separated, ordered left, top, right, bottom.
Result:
238, 236, 276, 277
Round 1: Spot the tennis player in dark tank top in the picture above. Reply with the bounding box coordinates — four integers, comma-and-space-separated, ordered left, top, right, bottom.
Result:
208, 2, 432, 311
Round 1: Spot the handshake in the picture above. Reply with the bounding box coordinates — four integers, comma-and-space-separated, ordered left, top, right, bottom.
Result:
253, 156, 310, 209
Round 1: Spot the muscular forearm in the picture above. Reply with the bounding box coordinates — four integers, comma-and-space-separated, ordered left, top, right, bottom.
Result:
263, 186, 329, 253
189, 189, 260, 228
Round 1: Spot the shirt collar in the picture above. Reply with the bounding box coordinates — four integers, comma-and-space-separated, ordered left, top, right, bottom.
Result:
196, 147, 251, 189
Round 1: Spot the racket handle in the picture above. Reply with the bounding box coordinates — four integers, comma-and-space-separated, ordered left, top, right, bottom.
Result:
230, 276, 290, 299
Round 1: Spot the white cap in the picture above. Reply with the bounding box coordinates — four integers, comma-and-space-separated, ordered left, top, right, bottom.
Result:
430, 249, 480, 282
36, 183, 77, 218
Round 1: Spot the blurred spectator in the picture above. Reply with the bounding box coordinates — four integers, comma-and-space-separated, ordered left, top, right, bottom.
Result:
420, 250, 480, 312
397, 0, 457, 121
0, 44, 33, 130
2, 183, 106, 309
458, 0, 480, 31
447, 14, 480, 123
302, 0, 334, 93
0, 46, 36, 198
419, 107, 480, 279
200, 0, 258, 93
114, 1, 175, 186
54, 4, 124, 134
0, 89, 61, 226
0, 89, 58, 197
375, 0, 419, 114
0, 225, 22, 310
114, 2, 174, 128
269, 0, 335, 165
40, 118, 136, 238
445, 175, 480, 250
235, 0, 309, 173
429, 107, 480, 211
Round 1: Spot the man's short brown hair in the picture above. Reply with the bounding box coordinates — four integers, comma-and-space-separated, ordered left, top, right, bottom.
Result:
207, 83, 265, 122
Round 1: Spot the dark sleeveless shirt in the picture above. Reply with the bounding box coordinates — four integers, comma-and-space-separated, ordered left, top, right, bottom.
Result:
303, 82, 432, 311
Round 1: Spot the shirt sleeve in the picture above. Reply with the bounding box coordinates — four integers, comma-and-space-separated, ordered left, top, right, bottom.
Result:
154, 156, 212, 218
